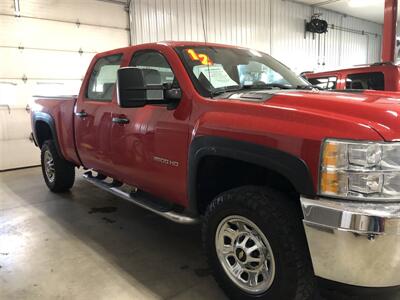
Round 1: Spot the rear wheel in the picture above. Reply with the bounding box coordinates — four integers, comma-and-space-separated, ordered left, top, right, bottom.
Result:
202, 186, 315, 300
41, 140, 75, 192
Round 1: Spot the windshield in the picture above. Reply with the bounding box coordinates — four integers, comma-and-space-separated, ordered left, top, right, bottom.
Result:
176, 46, 309, 97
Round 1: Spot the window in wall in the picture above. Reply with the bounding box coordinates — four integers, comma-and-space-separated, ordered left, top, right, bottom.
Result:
87, 54, 122, 101
308, 77, 337, 90
130, 51, 176, 86
345, 72, 385, 90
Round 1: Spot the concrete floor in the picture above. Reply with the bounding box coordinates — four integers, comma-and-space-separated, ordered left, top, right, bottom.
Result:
1, 167, 399, 300
0, 167, 227, 300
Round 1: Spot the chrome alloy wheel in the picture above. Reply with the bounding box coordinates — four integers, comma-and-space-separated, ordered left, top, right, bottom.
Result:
215, 215, 276, 294
44, 150, 55, 183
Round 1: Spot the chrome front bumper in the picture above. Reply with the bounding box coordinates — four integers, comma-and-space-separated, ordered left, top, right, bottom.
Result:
301, 196, 400, 288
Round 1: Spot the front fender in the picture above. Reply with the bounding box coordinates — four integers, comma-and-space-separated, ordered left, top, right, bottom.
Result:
187, 136, 315, 215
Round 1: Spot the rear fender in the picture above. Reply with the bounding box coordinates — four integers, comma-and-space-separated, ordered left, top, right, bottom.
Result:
32, 112, 64, 159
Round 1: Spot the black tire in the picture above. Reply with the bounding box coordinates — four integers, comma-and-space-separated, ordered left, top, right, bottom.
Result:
40, 140, 75, 192
202, 186, 315, 300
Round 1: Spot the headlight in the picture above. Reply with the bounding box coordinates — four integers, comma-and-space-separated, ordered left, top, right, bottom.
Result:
320, 139, 400, 201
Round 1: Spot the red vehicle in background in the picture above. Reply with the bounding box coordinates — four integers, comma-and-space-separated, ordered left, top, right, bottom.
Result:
303, 62, 400, 91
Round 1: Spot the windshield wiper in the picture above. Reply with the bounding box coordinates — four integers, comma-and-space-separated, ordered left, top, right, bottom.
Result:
244, 83, 294, 90
296, 85, 322, 90
211, 87, 242, 96
210, 82, 309, 97
211, 83, 294, 97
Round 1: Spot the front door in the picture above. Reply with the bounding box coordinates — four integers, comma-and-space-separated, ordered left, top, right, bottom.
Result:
110, 49, 191, 206
75, 53, 123, 175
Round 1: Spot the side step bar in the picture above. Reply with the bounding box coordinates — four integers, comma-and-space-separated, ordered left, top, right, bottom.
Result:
83, 172, 199, 225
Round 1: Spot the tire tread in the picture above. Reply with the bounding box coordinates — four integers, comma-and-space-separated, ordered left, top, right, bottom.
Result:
41, 140, 75, 192
202, 186, 315, 300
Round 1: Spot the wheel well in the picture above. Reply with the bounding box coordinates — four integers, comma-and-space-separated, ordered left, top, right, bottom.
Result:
196, 156, 299, 215
35, 121, 53, 148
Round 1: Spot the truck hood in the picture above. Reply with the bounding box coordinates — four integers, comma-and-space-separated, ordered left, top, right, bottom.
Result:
226, 89, 400, 141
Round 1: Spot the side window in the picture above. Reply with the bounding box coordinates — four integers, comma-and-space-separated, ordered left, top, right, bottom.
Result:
308, 77, 337, 90
345, 72, 385, 90
130, 51, 176, 86
87, 54, 122, 101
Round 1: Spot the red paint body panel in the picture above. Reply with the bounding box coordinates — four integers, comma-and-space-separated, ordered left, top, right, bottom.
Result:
305, 64, 400, 91
31, 42, 400, 209
31, 97, 81, 166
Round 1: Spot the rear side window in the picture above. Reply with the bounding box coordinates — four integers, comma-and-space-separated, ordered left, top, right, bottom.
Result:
345, 72, 385, 90
87, 54, 122, 101
308, 77, 337, 90
130, 51, 176, 86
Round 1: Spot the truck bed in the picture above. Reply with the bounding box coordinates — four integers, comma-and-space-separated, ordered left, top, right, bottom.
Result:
32, 96, 80, 166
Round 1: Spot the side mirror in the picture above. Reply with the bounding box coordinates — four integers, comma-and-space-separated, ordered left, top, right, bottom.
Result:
165, 88, 182, 100
117, 67, 165, 108
117, 67, 182, 108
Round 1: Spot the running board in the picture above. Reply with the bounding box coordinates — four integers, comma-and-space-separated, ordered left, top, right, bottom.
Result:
82, 172, 198, 225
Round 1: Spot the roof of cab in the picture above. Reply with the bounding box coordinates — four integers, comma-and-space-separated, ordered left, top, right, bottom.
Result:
305, 62, 400, 77
95, 41, 251, 57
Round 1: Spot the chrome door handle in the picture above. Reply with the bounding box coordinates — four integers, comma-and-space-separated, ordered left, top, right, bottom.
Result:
112, 117, 129, 124
75, 111, 88, 118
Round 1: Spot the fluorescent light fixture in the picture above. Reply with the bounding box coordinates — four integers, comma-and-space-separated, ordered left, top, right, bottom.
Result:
348, 0, 381, 7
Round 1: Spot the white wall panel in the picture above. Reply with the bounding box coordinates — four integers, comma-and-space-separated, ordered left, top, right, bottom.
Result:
0, 0, 129, 170
130, 0, 383, 73
131, 0, 271, 52
0, 15, 128, 53
0, 48, 93, 79
368, 35, 382, 64
0, 107, 40, 170
340, 31, 368, 67
271, 0, 316, 72
15, 0, 128, 28
0, 0, 14, 14
1, 0, 129, 108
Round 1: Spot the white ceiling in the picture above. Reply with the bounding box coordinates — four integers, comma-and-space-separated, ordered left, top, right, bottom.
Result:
293, 0, 390, 24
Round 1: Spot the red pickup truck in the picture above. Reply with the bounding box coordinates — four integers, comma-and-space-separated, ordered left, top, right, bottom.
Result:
303, 62, 400, 91
31, 42, 400, 300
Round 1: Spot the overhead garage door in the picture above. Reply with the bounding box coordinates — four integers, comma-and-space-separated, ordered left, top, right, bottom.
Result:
0, 0, 129, 170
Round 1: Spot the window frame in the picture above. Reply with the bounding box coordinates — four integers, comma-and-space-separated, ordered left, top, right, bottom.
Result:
345, 71, 385, 91
308, 76, 338, 90
86, 53, 123, 102
129, 49, 178, 87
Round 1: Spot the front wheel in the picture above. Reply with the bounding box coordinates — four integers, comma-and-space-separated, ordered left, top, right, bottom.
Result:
202, 186, 315, 300
41, 140, 75, 192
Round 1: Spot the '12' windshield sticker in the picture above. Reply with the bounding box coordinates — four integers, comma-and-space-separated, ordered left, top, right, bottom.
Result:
193, 64, 239, 89
187, 49, 213, 65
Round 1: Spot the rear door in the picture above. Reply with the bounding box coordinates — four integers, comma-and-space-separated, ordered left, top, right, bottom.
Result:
75, 53, 122, 174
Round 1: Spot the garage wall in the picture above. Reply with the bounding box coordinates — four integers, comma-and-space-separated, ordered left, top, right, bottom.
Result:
0, 0, 129, 107
130, 0, 383, 73
0, 0, 129, 170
